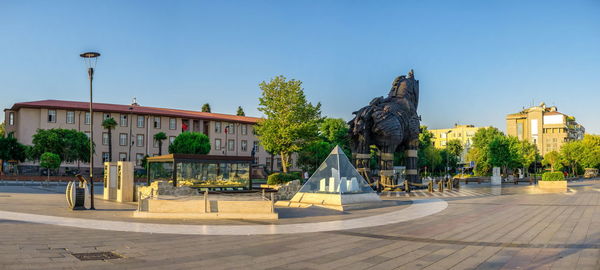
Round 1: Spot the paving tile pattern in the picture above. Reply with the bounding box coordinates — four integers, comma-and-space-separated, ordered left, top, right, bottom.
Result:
0, 181, 599, 269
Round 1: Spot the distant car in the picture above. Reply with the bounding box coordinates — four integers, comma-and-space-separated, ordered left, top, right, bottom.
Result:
584, 168, 598, 179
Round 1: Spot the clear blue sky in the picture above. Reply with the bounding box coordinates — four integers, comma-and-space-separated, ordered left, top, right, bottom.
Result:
1, 0, 599, 133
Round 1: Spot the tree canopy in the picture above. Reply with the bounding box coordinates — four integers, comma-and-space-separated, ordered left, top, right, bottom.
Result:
201, 103, 211, 113
296, 141, 334, 173
168, 132, 211, 155
153, 132, 167, 155
297, 118, 350, 173
255, 75, 321, 173
30, 129, 90, 163
236, 106, 245, 116
542, 151, 561, 172
0, 134, 27, 162
40, 152, 61, 170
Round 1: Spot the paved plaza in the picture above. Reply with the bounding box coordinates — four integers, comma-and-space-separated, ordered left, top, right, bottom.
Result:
0, 180, 599, 269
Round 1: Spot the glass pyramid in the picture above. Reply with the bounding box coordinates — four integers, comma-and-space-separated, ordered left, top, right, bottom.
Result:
298, 145, 375, 195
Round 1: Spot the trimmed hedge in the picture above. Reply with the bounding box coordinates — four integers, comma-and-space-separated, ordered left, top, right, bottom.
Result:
541, 172, 565, 181
267, 172, 302, 185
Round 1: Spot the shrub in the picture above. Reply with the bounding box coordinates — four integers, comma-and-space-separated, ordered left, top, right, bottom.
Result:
542, 172, 565, 181
267, 172, 301, 185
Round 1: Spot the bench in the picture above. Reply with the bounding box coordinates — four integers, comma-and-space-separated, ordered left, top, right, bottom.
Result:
512, 177, 534, 185
462, 177, 483, 184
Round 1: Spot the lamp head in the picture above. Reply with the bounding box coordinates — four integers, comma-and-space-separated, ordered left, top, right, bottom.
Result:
80, 51, 101, 69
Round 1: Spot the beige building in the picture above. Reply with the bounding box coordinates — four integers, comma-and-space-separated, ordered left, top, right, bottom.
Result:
430, 124, 486, 162
4, 100, 294, 174
506, 102, 584, 156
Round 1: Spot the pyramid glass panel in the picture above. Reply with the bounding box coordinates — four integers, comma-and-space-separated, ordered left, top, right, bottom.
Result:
298, 146, 375, 195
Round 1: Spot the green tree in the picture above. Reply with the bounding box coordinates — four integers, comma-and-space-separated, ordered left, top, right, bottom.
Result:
446, 139, 464, 158
318, 118, 350, 155
236, 106, 245, 116
153, 132, 167, 156
30, 129, 90, 164
516, 139, 538, 171
255, 75, 322, 173
296, 141, 334, 174
417, 126, 434, 169
101, 117, 117, 162
168, 132, 211, 155
40, 152, 61, 182
579, 134, 600, 169
488, 136, 522, 176
468, 127, 505, 176
560, 140, 585, 176
0, 122, 5, 138
0, 133, 27, 174
543, 151, 561, 172
201, 103, 211, 113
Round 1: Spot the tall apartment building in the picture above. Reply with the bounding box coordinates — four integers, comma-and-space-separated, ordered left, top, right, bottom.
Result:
4, 100, 293, 173
506, 102, 584, 156
429, 124, 486, 162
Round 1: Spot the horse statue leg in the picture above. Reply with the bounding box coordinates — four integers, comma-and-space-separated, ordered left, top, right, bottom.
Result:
405, 138, 420, 184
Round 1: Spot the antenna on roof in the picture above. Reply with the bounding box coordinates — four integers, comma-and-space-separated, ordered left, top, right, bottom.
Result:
131, 97, 139, 106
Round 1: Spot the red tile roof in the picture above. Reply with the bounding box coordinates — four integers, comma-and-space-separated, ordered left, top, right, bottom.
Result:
8, 100, 262, 124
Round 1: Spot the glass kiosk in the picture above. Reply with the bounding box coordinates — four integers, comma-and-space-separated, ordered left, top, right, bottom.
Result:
147, 154, 253, 191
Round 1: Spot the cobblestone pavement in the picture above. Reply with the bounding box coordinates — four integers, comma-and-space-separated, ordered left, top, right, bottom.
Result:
0, 180, 599, 269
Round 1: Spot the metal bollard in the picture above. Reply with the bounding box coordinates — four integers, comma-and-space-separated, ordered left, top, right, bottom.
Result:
428, 181, 433, 192
438, 180, 443, 192
404, 180, 410, 193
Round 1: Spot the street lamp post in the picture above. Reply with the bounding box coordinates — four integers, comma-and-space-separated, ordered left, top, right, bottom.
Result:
80, 52, 100, 210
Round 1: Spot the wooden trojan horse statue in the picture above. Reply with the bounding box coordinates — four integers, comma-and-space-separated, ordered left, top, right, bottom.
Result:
348, 70, 421, 189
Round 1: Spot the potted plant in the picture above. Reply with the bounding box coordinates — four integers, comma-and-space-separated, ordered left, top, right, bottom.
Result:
538, 171, 567, 191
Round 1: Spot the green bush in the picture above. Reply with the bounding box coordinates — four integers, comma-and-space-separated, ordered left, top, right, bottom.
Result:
541, 172, 565, 181
267, 172, 301, 185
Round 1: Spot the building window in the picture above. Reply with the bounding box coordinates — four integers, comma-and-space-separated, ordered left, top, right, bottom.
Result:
277, 158, 282, 170
102, 132, 109, 145
47, 110, 56, 123
241, 124, 247, 135
226, 123, 235, 134
103, 113, 111, 120
441, 141, 447, 146
137, 116, 145, 128
253, 141, 259, 152
120, 114, 128, 127
85, 131, 90, 138
254, 157, 260, 164
119, 153, 127, 161
154, 117, 161, 129
137, 134, 144, 147
102, 152, 110, 162
119, 133, 128, 146
215, 139, 222, 150
85, 112, 91, 125
215, 122, 222, 133
169, 136, 176, 145
169, 118, 177, 130
66, 111, 75, 124
136, 153, 144, 166
266, 157, 272, 169
228, 139, 235, 151
8, 112, 14, 125
241, 140, 248, 151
